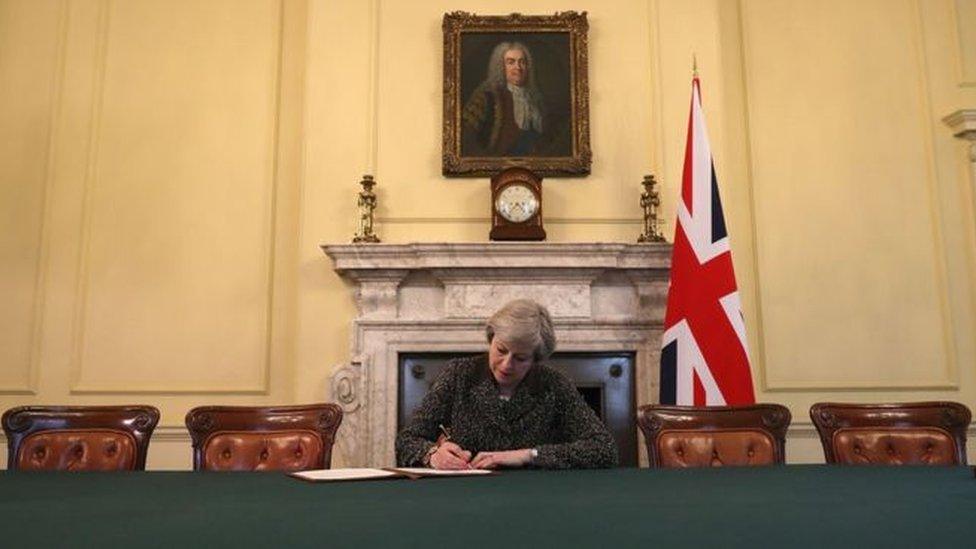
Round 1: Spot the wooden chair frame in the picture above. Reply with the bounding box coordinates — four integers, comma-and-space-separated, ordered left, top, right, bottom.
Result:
2, 405, 160, 471
809, 401, 971, 465
637, 404, 792, 467
185, 403, 342, 471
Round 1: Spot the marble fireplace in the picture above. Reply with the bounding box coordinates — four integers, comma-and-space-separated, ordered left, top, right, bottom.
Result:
322, 242, 671, 467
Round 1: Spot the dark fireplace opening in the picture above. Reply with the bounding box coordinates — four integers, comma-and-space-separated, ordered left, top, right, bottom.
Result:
398, 351, 637, 467
575, 385, 603, 418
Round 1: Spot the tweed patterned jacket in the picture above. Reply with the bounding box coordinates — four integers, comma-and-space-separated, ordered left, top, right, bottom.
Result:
395, 354, 618, 469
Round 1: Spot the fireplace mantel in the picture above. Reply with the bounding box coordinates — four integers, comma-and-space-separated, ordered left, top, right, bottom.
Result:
322, 242, 671, 466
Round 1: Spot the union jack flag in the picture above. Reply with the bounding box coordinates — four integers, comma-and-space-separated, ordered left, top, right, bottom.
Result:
659, 76, 755, 406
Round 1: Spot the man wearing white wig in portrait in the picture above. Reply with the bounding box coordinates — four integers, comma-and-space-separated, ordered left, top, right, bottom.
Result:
462, 41, 547, 156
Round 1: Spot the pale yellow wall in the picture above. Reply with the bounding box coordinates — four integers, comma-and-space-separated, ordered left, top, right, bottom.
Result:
0, 0, 307, 469
2, 0, 975, 469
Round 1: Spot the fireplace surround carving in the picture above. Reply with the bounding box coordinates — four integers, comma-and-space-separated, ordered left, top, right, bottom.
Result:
322, 242, 671, 466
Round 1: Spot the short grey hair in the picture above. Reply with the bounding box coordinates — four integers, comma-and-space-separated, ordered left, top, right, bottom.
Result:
485, 299, 556, 362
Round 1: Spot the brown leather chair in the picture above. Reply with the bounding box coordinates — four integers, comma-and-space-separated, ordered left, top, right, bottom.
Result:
2, 405, 160, 471
810, 401, 971, 465
637, 404, 791, 467
185, 404, 342, 471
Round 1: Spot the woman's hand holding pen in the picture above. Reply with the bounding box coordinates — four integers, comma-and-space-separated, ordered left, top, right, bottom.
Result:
470, 449, 532, 469
429, 441, 473, 470
429, 444, 533, 469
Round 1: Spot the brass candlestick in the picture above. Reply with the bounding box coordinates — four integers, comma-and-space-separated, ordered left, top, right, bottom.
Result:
353, 175, 380, 243
638, 174, 666, 243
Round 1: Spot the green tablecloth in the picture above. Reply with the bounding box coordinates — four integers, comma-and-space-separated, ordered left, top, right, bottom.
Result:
1, 465, 974, 548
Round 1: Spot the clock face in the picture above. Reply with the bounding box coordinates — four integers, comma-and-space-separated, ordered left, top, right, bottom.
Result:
495, 183, 539, 223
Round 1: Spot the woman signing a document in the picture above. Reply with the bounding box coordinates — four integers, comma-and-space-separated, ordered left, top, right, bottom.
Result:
395, 299, 618, 470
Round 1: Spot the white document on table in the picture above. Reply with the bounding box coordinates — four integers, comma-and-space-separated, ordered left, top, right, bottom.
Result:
390, 468, 493, 476
290, 468, 401, 482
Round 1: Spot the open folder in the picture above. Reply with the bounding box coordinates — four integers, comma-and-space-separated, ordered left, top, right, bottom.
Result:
289, 467, 494, 482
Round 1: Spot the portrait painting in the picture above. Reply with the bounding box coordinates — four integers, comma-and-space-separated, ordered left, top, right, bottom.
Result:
443, 12, 591, 177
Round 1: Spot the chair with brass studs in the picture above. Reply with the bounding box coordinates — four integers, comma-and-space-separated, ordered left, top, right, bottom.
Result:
637, 404, 791, 468
2, 405, 160, 471
185, 404, 343, 471
810, 402, 971, 465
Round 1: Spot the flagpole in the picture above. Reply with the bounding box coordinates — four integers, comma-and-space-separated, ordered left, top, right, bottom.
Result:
658, 65, 756, 406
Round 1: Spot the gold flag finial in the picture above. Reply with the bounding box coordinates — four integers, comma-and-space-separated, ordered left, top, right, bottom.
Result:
693, 53, 698, 77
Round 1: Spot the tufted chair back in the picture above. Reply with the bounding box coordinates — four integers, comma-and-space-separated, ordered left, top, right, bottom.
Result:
185, 404, 342, 471
2, 405, 160, 471
810, 402, 971, 466
637, 404, 791, 468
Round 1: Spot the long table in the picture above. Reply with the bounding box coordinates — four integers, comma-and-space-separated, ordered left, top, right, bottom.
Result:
1, 465, 975, 547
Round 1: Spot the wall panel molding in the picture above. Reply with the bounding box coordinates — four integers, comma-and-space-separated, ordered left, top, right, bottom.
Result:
375, 216, 641, 225
68, 0, 292, 395
739, 0, 957, 391
949, 0, 976, 87
67, 0, 111, 393
645, 0, 666, 178
0, 0, 69, 395
365, 0, 380, 174
904, 0, 959, 388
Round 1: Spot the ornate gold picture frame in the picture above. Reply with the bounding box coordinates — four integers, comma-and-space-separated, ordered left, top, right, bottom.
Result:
442, 11, 591, 177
